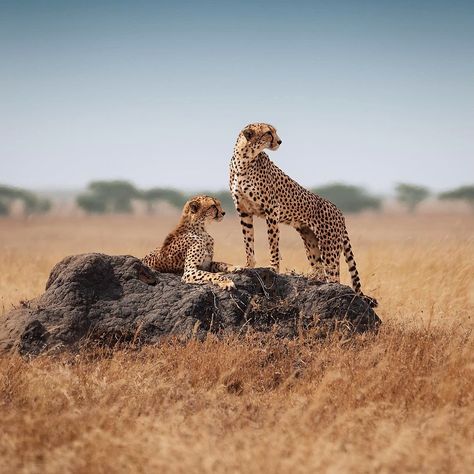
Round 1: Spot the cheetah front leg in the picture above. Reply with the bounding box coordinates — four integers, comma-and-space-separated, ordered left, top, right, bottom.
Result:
183, 245, 235, 290
238, 211, 256, 268
182, 267, 235, 290
265, 213, 280, 273
209, 261, 241, 272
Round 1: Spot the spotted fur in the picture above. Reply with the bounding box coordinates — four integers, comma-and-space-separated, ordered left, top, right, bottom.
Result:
230, 123, 377, 306
142, 196, 236, 290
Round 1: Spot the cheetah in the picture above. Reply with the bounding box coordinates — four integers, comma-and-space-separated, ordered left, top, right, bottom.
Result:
142, 195, 236, 290
229, 122, 377, 306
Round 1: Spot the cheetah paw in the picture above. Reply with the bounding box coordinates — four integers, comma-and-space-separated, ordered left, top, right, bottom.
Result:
217, 279, 235, 290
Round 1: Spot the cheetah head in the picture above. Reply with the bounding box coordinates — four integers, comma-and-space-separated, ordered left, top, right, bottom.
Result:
237, 123, 282, 160
185, 195, 226, 224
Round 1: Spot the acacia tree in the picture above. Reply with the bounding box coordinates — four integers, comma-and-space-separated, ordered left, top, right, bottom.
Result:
77, 181, 140, 213
439, 185, 474, 209
395, 183, 430, 212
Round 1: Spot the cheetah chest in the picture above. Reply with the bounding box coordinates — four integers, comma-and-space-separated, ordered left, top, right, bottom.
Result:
197, 237, 214, 271
232, 175, 266, 217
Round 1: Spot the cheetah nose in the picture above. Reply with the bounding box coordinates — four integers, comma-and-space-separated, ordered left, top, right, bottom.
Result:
222, 211, 226, 216
277, 139, 282, 145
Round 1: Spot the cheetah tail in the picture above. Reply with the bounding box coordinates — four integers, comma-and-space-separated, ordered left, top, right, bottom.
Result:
342, 230, 378, 308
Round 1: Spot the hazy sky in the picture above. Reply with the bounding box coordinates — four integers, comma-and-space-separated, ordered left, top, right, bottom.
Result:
1, 0, 473, 193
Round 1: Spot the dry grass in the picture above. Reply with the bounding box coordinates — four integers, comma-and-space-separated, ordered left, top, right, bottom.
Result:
1, 213, 474, 473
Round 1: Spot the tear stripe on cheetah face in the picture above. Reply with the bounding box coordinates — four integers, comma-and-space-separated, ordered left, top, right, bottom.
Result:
229, 123, 377, 307
142, 195, 236, 290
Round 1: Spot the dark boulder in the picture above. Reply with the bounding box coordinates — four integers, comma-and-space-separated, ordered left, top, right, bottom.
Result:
0, 253, 381, 355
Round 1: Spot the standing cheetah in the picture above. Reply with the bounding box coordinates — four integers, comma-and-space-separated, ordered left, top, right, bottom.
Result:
229, 123, 377, 306
142, 195, 236, 290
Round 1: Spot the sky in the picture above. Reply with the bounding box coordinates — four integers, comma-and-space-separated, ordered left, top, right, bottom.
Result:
1, 0, 473, 194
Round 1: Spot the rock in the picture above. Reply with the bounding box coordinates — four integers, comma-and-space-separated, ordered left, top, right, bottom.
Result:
0, 253, 381, 355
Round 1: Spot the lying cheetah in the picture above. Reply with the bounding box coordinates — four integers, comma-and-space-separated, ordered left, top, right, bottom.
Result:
230, 123, 377, 306
142, 195, 236, 290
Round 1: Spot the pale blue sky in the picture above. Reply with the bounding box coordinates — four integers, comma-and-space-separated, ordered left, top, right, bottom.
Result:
1, 0, 473, 192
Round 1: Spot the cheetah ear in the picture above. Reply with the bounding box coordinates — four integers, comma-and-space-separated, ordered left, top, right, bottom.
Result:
189, 200, 200, 214
242, 128, 254, 141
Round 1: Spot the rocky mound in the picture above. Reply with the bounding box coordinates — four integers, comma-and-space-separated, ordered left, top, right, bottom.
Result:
0, 253, 381, 355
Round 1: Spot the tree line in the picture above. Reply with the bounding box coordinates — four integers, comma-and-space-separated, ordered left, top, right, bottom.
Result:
75, 181, 474, 214
76, 181, 236, 213
0, 181, 473, 217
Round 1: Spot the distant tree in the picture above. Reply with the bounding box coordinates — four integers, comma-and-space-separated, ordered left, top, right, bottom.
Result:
89, 180, 139, 212
76, 194, 107, 213
395, 183, 430, 212
0, 199, 8, 215
140, 188, 187, 211
311, 183, 381, 213
439, 185, 474, 209
34, 198, 52, 213
0, 185, 51, 216
0, 185, 20, 200
77, 180, 139, 213
19, 191, 38, 212
20, 191, 51, 214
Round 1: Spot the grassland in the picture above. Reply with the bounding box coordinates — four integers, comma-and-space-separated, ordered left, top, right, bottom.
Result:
1, 213, 473, 473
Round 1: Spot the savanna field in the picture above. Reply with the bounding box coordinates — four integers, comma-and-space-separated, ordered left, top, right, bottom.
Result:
1, 213, 473, 473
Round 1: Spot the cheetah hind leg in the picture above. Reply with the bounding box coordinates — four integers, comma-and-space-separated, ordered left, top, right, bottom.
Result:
318, 241, 341, 284
295, 225, 326, 280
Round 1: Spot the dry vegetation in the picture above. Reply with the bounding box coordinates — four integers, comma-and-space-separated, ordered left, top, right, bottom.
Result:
1, 213, 473, 473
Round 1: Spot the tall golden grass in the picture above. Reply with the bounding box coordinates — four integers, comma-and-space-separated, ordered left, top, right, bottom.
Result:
1, 214, 473, 473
